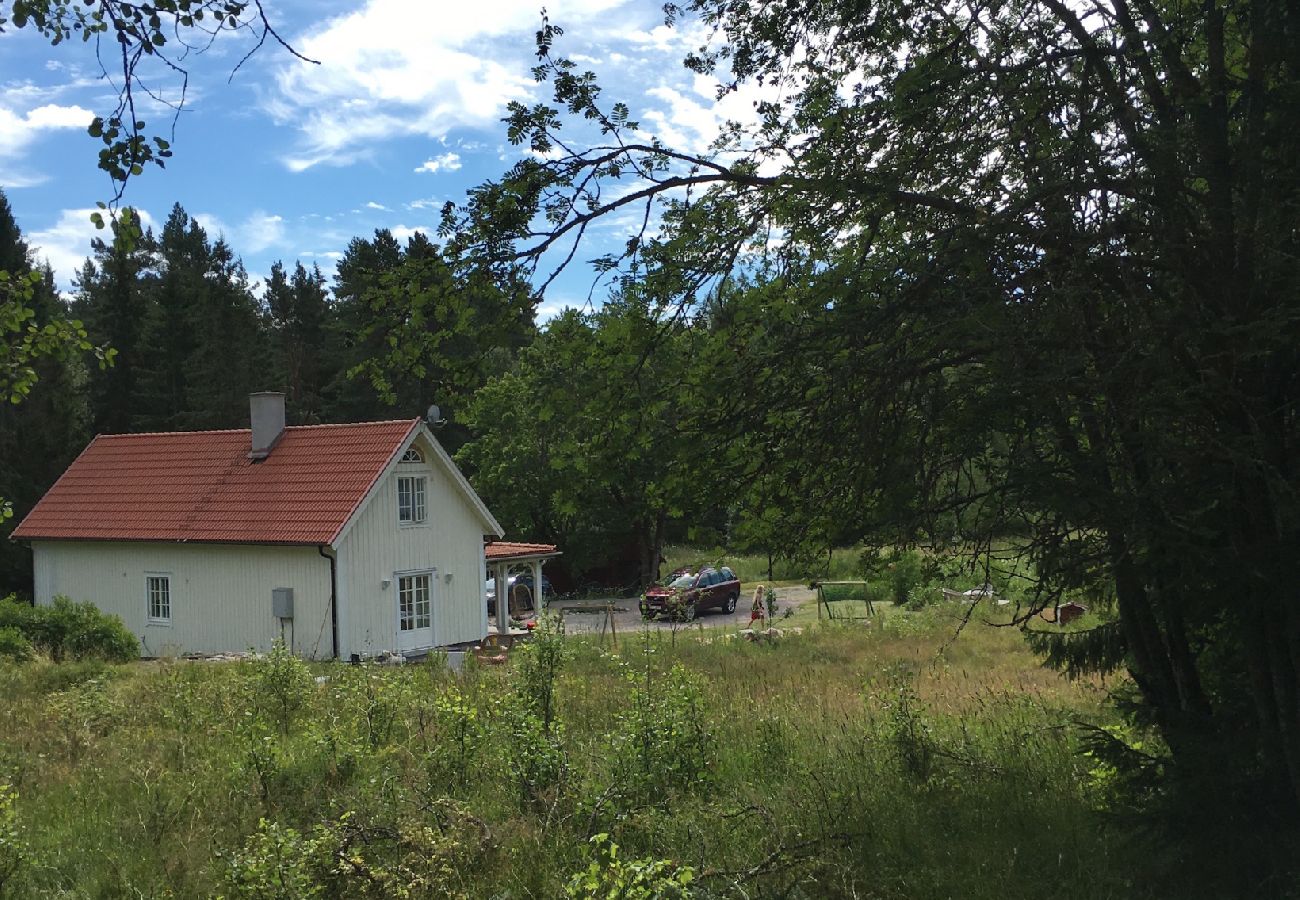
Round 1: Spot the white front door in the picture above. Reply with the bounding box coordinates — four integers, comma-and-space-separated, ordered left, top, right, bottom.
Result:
395, 571, 435, 652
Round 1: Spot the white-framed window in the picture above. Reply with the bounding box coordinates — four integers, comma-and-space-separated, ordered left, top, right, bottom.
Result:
398, 573, 431, 632
400, 447, 424, 464
397, 475, 428, 525
146, 573, 171, 625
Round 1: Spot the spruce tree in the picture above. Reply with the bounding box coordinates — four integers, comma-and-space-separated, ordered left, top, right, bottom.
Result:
0, 193, 90, 596
133, 204, 206, 430
182, 238, 270, 429
70, 215, 155, 435
267, 260, 336, 423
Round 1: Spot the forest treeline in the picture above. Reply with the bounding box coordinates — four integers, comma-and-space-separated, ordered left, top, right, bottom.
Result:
5, 0, 1300, 840
1, 193, 743, 598
0, 194, 545, 594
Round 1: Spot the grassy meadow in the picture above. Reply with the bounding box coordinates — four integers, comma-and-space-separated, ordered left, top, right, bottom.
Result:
0, 604, 1283, 898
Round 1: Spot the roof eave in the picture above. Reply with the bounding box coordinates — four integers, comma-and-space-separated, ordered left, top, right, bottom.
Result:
13, 535, 331, 547
487, 550, 563, 564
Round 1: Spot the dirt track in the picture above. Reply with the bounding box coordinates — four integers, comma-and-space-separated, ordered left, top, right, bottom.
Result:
549, 584, 816, 636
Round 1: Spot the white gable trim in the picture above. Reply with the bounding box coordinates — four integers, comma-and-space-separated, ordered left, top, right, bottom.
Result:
419, 425, 503, 537
330, 424, 501, 548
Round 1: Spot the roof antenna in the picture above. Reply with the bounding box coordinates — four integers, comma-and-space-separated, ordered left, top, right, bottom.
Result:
426, 404, 447, 428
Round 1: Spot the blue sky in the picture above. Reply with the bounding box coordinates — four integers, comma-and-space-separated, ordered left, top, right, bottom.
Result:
0, 0, 761, 318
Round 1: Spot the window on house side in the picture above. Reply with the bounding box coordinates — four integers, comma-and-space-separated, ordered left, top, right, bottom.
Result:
398, 573, 431, 631
397, 475, 427, 525
401, 447, 423, 463
146, 574, 171, 624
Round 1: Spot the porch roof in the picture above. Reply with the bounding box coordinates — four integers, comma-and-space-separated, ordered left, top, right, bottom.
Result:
485, 541, 561, 564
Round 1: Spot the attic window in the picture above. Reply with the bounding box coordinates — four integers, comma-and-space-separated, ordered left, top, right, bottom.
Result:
397, 475, 427, 525
400, 448, 424, 464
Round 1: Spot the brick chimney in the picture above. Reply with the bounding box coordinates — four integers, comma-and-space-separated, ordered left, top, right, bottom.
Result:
248, 392, 286, 460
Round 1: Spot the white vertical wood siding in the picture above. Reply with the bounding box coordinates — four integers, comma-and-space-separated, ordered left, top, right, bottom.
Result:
335, 434, 487, 657
30, 541, 332, 658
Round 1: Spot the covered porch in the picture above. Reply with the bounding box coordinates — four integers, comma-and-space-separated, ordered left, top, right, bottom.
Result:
485, 540, 561, 635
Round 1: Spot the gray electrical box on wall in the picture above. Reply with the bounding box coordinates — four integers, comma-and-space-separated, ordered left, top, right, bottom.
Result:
272, 588, 294, 619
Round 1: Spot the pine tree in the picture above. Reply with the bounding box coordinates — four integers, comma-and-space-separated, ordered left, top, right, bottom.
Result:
322, 230, 405, 421
133, 204, 206, 430
0, 193, 90, 596
182, 238, 270, 429
267, 260, 336, 423
70, 214, 155, 435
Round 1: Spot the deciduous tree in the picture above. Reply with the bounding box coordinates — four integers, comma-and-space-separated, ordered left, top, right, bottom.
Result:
450, 0, 1300, 812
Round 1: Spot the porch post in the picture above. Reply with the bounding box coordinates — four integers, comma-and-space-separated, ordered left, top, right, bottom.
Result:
531, 559, 543, 614
495, 564, 510, 635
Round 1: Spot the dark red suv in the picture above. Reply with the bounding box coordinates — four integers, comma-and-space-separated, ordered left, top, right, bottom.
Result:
640, 566, 742, 620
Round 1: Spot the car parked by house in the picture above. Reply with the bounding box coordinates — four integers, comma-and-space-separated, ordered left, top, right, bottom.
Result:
485, 572, 554, 615
640, 566, 741, 620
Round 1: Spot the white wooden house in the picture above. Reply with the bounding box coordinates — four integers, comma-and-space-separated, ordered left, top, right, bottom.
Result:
10, 392, 553, 659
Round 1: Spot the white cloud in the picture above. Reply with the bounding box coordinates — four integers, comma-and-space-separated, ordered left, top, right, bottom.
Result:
622, 23, 686, 52
246, 270, 271, 293
237, 212, 287, 254
269, 0, 634, 170
28, 208, 158, 293
406, 197, 443, 211
0, 102, 94, 185
534, 297, 575, 324
390, 224, 429, 243
639, 73, 766, 156
20, 103, 94, 130
415, 152, 462, 174
193, 211, 287, 254
192, 212, 230, 239
365, 201, 389, 211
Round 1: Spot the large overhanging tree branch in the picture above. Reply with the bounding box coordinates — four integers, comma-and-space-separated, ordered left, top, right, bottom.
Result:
1, 0, 316, 206
451, 0, 1300, 810
0, 1, 311, 520
446, 0, 1175, 308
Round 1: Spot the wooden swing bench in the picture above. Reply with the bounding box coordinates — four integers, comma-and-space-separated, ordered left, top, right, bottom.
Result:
473, 632, 514, 665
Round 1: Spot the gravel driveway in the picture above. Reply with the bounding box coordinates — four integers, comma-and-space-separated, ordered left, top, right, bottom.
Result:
551, 584, 816, 636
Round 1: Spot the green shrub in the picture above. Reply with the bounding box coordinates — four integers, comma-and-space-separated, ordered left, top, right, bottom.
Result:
883, 550, 929, 605
0, 600, 35, 641
0, 596, 137, 663
564, 833, 696, 899
903, 584, 939, 611
46, 676, 122, 758
501, 704, 568, 809
0, 628, 32, 664
246, 639, 313, 734
423, 686, 485, 791
611, 661, 715, 805
512, 613, 569, 731
222, 811, 485, 900
0, 783, 28, 896
58, 598, 139, 662
220, 818, 330, 899
875, 669, 938, 782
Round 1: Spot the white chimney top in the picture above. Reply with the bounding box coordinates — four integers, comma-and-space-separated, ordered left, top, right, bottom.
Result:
248, 392, 286, 460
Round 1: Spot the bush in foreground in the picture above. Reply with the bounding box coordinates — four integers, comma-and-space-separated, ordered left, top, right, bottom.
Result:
0, 595, 138, 663
0, 627, 32, 663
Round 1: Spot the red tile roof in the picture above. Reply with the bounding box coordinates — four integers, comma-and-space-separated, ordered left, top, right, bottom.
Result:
11, 420, 422, 545
485, 541, 560, 561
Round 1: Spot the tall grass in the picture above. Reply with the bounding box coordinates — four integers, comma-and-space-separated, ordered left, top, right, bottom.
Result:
0, 613, 1286, 897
